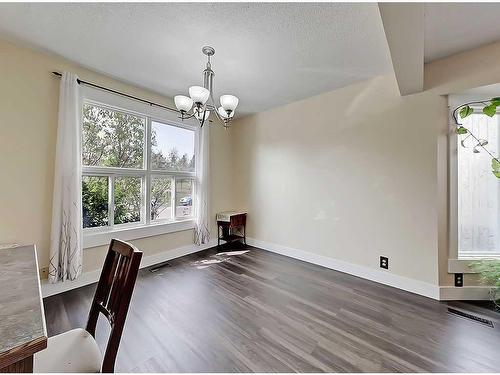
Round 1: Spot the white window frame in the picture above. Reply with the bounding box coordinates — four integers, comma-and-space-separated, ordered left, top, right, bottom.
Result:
81, 86, 198, 248
448, 95, 500, 273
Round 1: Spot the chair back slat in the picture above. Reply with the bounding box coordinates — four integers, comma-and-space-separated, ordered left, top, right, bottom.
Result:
109, 255, 129, 316
86, 239, 142, 373
96, 250, 120, 310
105, 255, 121, 312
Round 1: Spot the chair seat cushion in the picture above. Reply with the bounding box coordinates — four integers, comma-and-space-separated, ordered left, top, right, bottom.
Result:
34, 328, 102, 373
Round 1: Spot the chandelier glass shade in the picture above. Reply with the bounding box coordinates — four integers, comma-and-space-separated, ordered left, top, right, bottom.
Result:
174, 95, 193, 112
174, 46, 239, 128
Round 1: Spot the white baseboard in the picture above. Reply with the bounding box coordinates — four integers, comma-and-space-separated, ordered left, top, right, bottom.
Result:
439, 286, 492, 300
246, 238, 441, 300
43, 237, 492, 302
42, 239, 217, 298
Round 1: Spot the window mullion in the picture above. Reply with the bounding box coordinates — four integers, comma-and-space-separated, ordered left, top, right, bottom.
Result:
171, 176, 176, 221
136, 171, 195, 179
192, 176, 196, 220
145, 118, 152, 225
108, 176, 115, 230
82, 166, 146, 176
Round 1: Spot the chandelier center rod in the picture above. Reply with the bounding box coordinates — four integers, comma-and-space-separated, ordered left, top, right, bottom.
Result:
202, 46, 216, 98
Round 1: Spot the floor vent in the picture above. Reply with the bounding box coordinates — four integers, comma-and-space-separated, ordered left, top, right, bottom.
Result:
149, 261, 171, 273
447, 308, 494, 328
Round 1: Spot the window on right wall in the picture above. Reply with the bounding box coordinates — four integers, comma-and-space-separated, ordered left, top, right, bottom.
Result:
458, 111, 500, 258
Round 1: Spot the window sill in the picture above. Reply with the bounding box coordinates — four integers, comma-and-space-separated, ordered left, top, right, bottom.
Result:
83, 219, 195, 249
448, 256, 500, 274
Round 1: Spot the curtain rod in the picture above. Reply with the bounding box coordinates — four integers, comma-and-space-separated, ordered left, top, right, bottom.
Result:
51, 71, 178, 113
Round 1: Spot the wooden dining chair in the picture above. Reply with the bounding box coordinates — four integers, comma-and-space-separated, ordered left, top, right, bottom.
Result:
35, 239, 142, 373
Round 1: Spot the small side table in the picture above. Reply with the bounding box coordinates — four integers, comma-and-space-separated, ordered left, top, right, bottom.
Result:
216, 211, 247, 247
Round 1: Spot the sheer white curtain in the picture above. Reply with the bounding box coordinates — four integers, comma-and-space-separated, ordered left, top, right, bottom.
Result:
49, 72, 83, 282
458, 113, 500, 256
194, 124, 210, 245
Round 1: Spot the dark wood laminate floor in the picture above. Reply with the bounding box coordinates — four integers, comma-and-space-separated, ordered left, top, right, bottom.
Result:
43, 245, 500, 372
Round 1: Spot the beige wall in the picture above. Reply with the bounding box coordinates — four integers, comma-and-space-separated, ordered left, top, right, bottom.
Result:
0, 37, 234, 273
232, 40, 500, 288
232, 74, 445, 285
3, 32, 500, 288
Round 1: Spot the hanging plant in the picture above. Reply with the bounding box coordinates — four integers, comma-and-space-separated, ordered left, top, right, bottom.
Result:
453, 98, 500, 179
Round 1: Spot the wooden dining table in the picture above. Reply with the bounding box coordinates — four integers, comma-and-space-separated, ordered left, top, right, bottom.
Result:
0, 245, 47, 373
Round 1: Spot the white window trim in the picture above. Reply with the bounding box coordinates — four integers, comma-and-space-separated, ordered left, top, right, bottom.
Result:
448, 94, 500, 272
81, 86, 199, 247
83, 219, 195, 249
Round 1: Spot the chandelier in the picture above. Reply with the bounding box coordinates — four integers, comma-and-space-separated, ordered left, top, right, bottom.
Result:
174, 46, 239, 129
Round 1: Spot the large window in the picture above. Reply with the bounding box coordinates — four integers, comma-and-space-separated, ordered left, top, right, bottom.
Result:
81, 101, 196, 233
457, 111, 500, 258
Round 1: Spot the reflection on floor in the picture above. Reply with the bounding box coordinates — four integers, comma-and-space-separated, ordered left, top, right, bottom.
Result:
43, 244, 500, 372
192, 250, 250, 269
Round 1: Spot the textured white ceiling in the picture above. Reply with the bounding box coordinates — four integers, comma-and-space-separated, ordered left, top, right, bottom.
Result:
0, 3, 393, 115
424, 3, 500, 63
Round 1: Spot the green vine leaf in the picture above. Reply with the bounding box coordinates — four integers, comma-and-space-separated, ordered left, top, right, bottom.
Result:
483, 104, 497, 117
492, 159, 500, 178
492, 158, 500, 171
459, 105, 473, 119
455, 99, 500, 180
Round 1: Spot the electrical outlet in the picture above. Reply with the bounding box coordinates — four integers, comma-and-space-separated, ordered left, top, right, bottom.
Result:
40, 267, 49, 280
380, 256, 389, 269
455, 273, 464, 287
